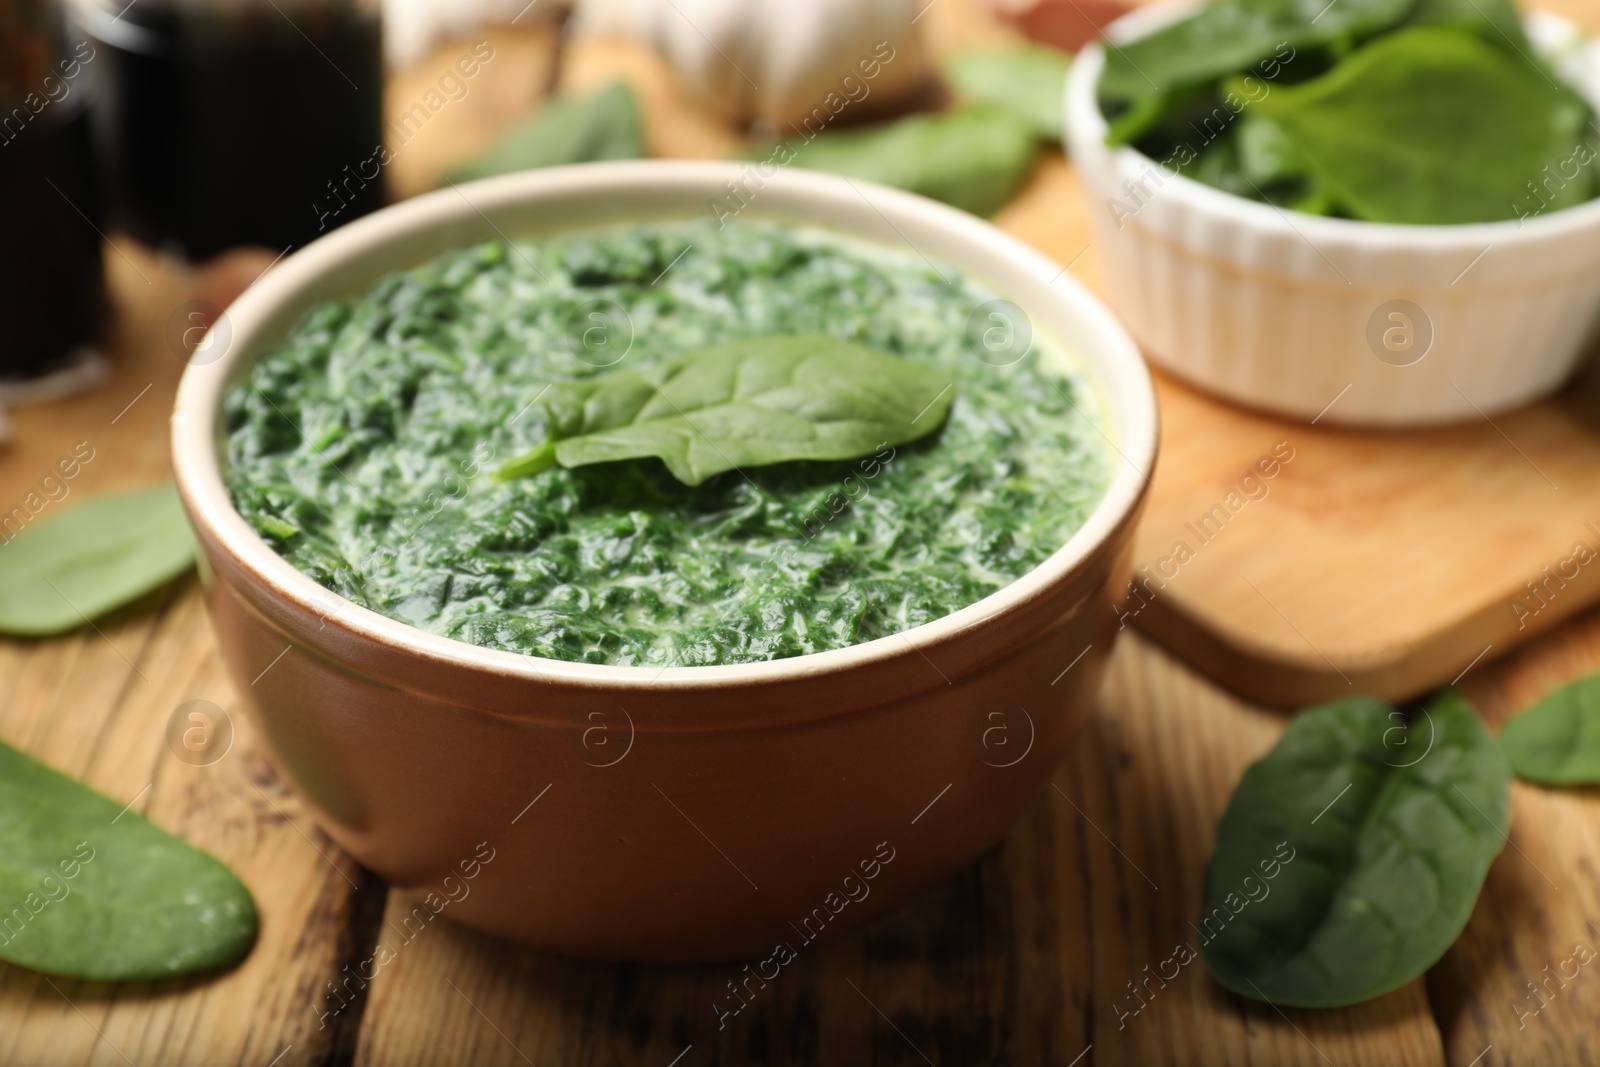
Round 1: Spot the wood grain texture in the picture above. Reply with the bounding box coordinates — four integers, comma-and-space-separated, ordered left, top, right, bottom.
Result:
0, 247, 372, 1067
1433, 611, 1600, 1067
4, 1, 1600, 1064
1126, 366, 1600, 709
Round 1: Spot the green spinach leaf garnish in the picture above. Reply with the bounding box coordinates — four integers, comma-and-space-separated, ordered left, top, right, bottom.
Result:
498, 336, 957, 487
0, 742, 257, 980
1200, 691, 1509, 1007
0, 484, 196, 637
1499, 674, 1600, 785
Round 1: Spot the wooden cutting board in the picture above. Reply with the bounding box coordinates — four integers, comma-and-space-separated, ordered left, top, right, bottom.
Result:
997, 161, 1600, 709
1125, 362, 1600, 709
984, 0, 1600, 710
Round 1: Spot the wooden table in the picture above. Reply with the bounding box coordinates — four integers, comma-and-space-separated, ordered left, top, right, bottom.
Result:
4, 3, 1600, 1063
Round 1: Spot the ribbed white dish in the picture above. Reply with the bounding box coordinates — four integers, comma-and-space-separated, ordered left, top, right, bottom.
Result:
1064, 4, 1600, 426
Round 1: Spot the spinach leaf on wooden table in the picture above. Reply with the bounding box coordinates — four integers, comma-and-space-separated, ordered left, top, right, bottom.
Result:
0, 484, 195, 637
1235, 26, 1595, 223
943, 43, 1074, 141
1499, 674, 1600, 785
448, 81, 641, 184
0, 742, 257, 980
1201, 690, 1510, 1007
498, 336, 957, 486
761, 104, 1040, 217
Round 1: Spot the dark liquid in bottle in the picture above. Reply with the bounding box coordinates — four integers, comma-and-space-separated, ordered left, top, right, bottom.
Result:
82, 0, 384, 261
0, 15, 109, 377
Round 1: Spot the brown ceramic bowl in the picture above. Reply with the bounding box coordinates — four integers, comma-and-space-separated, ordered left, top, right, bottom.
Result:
171, 162, 1157, 962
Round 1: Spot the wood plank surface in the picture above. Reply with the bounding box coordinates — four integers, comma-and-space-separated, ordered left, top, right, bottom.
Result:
4, 0, 1600, 1063
0, 249, 379, 1066
1434, 612, 1600, 1067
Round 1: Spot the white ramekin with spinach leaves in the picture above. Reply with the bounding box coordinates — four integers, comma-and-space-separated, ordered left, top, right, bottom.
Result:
1065, 0, 1600, 426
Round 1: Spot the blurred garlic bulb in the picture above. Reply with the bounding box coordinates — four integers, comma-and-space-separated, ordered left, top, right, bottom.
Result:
572, 0, 928, 129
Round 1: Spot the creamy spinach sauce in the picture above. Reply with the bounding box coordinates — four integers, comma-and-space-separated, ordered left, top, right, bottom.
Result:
224, 220, 1110, 666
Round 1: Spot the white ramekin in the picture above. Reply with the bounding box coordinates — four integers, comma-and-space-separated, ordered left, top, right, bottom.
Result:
1065, 4, 1600, 426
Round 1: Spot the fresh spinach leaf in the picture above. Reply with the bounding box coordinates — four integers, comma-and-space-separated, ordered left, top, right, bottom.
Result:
1099, 0, 1414, 143
1201, 690, 1510, 1007
497, 336, 956, 487
765, 104, 1040, 217
0, 741, 257, 980
1234, 26, 1594, 223
943, 44, 1074, 141
1404, 0, 1528, 51
1188, 110, 1332, 210
448, 82, 641, 185
0, 484, 195, 637
1233, 110, 1312, 186
1499, 675, 1600, 785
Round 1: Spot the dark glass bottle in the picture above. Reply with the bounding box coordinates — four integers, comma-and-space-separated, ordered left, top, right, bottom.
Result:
75, 0, 384, 262
1, 0, 110, 377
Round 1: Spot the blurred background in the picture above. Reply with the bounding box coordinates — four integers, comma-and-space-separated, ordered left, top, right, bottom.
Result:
0, 0, 1126, 426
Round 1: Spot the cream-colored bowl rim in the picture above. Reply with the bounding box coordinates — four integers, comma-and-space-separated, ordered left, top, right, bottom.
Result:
172, 161, 1157, 691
